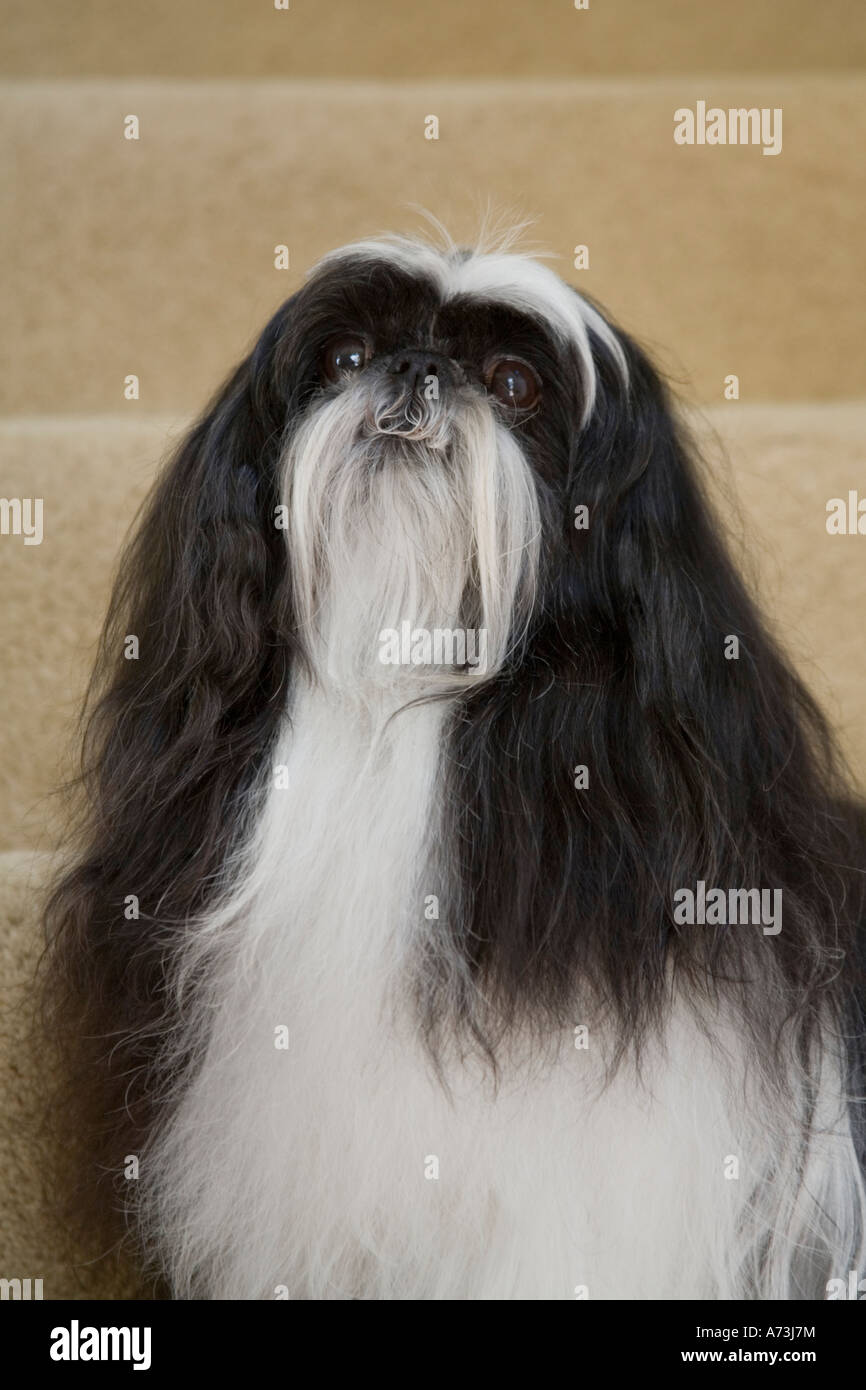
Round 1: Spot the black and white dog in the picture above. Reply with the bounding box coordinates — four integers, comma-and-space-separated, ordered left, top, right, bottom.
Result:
46, 231, 866, 1299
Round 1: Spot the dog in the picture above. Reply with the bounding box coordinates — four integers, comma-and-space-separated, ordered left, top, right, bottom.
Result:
45, 229, 866, 1299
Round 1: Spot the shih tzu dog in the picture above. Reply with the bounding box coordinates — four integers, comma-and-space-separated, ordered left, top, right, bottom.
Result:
45, 230, 866, 1300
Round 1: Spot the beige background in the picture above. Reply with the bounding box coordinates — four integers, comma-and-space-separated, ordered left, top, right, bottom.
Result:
0, 0, 864, 1298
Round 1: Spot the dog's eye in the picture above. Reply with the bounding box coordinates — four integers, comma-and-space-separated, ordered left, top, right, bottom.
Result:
322, 335, 371, 381
485, 357, 541, 410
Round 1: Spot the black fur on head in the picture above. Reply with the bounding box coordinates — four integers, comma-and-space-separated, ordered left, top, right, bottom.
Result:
40, 237, 866, 1265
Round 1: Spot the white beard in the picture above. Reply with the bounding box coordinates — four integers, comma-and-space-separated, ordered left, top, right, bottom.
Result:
284, 376, 540, 694
136, 386, 865, 1299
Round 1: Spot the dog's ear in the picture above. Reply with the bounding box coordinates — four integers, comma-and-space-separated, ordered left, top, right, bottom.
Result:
445, 318, 860, 1064
569, 326, 838, 889
41, 299, 300, 1249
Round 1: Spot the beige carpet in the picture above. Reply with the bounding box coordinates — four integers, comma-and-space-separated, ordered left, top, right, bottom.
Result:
3, 0, 865, 78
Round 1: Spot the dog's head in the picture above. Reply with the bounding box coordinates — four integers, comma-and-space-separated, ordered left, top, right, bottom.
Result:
188, 236, 647, 692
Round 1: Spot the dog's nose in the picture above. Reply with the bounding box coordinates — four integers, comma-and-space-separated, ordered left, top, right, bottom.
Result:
386, 349, 458, 394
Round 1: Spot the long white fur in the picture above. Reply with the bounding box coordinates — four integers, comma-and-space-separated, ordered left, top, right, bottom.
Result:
138, 237, 866, 1299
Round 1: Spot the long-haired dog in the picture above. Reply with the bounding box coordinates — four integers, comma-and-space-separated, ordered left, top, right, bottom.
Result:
44, 229, 866, 1299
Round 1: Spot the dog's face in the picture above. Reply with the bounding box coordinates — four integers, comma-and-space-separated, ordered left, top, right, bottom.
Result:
258, 238, 628, 690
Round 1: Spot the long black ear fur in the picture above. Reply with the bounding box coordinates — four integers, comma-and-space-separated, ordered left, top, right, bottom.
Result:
40, 299, 300, 1258
442, 324, 866, 1090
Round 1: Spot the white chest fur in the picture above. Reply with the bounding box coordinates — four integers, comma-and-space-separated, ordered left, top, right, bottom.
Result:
143, 683, 760, 1299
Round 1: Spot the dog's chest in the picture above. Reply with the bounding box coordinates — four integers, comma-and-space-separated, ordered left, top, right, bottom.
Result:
161, 688, 732, 1298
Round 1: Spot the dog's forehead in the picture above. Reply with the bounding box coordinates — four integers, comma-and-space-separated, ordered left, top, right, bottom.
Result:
311, 237, 592, 341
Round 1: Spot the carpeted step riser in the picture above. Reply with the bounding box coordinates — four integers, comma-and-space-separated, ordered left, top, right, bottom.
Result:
3, 0, 865, 78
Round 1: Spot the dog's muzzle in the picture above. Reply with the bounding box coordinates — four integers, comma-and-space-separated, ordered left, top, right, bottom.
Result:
367, 349, 464, 441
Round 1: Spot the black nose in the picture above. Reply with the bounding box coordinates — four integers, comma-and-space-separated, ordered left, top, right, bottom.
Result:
386, 349, 457, 395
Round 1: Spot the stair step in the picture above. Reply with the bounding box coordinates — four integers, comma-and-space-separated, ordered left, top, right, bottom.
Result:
4, 0, 865, 78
